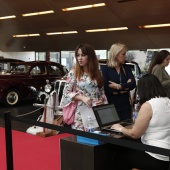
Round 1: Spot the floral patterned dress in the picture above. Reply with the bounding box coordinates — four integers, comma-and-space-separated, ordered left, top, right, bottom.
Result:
60, 69, 108, 131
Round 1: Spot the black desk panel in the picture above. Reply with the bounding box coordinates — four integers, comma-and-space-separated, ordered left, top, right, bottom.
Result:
60, 135, 115, 170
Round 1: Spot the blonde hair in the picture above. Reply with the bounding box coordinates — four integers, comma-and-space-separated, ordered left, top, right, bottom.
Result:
107, 43, 127, 68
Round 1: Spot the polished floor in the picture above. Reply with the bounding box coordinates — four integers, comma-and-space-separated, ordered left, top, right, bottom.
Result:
0, 99, 42, 133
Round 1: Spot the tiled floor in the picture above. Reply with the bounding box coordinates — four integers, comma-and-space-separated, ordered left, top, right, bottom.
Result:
0, 99, 42, 133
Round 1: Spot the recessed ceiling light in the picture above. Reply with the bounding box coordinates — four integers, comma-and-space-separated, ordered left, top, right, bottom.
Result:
46, 31, 78, 35
86, 27, 128, 32
13, 34, 40, 37
22, 10, 54, 17
0, 15, 16, 20
139, 23, 170, 28
62, 3, 105, 11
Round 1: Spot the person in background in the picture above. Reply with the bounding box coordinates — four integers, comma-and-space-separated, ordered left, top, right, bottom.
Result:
148, 50, 170, 98
111, 74, 170, 170
60, 43, 107, 130
101, 43, 136, 120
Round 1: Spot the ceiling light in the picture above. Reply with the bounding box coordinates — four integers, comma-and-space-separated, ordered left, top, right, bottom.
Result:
139, 23, 170, 28
86, 27, 128, 32
46, 31, 78, 35
62, 3, 105, 11
22, 10, 54, 17
0, 15, 16, 20
13, 34, 40, 37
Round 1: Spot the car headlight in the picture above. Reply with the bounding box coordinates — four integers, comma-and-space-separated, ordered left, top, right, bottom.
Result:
44, 84, 52, 93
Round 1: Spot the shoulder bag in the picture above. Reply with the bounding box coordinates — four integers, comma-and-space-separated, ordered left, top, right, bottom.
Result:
62, 81, 77, 125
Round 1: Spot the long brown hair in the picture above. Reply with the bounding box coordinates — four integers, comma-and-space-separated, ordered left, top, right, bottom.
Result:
148, 50, 170, 74
74, 43, 103, 88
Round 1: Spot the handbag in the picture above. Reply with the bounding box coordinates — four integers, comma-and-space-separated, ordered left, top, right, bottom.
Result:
62, 81, 77, 125
63, 101, 77, 125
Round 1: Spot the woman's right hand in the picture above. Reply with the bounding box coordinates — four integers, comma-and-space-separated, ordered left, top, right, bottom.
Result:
108, 81, 117, 89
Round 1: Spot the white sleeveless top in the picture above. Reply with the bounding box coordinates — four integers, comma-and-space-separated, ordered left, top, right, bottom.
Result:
141, 97, 170, 161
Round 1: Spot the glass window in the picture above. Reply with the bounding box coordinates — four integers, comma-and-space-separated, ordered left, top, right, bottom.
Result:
48, 65, 62, 76
30, 65, 46, 75
35, 52, 60, 63
11, 64, 29, 73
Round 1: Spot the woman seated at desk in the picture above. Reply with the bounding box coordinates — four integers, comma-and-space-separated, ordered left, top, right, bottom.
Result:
111, 74, 170, 170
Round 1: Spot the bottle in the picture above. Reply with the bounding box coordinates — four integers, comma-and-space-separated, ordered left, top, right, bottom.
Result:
85, 116, 94, 132
135, 93, 140, 104
132, 102, 139, 122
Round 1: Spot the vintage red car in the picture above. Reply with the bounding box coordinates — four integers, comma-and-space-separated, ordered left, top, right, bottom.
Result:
0, 61, 68, 106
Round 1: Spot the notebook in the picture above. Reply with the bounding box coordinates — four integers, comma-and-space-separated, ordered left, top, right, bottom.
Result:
92, 104, 133, 133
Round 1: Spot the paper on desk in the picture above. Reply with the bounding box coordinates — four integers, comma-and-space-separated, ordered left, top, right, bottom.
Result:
79, 105, 99, 128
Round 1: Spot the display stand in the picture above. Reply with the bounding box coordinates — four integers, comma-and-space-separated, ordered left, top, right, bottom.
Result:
27, 91, 63, 137
36, 91, 64, 137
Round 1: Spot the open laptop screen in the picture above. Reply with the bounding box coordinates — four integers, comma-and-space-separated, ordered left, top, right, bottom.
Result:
93, 104, 120, 127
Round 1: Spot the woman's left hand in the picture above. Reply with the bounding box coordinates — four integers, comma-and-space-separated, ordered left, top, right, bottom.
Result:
111, 123, 123, 132
127, 79, 131, 83
95, 98, 104, 105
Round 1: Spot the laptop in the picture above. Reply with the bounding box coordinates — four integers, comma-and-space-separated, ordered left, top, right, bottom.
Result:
92, 104, 133, 133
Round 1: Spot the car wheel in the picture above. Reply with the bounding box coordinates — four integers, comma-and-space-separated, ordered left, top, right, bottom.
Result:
4, 89, 20, 106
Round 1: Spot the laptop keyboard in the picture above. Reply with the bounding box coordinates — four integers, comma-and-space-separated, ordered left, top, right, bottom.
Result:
120, 122, 133, 127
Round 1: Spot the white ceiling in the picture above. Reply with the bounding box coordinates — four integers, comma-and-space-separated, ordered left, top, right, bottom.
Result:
1, 0, 170, 52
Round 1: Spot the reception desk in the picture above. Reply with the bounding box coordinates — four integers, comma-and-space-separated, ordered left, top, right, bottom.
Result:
60, 135, 115, 170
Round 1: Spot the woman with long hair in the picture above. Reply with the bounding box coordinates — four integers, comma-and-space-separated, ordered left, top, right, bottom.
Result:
60, 43, 107, 130
111, 74, 170, 170
148, 50, 170, 98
